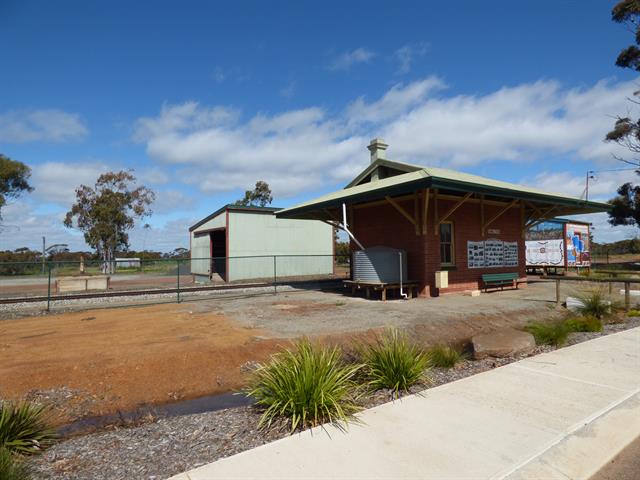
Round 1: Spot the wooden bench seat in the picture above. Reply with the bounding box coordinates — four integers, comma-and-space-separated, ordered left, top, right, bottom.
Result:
343, 280, 419, 301
481, 273, 519, 292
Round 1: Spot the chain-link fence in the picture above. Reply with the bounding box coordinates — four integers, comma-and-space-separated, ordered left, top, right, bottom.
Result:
0, 254, 351, 311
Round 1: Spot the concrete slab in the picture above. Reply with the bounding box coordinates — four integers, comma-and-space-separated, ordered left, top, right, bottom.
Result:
170, 328, 640, 480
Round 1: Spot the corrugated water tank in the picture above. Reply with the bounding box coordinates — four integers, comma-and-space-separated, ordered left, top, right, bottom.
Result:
353, 246, 408, 283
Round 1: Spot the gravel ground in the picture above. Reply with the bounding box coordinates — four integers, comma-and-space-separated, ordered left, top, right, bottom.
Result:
30, 316, 640, 480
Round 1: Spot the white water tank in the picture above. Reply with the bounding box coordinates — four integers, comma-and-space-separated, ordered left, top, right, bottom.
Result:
353, 246, 408, 283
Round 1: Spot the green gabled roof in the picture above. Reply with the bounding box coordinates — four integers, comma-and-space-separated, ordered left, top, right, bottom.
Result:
345, 158, 423, 188
277, 159, 611, 219
189, 204, 282, 232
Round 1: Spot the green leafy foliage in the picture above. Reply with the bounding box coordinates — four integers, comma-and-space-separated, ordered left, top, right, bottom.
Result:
0, 154, 33, 219
565, 316, 603, 333
235, 180, 273, 207
361, 329, 430, 395
0, 401, 56, 455
63, 170, 155, 273
524, 321, 570, 347
627, 309, 640, 317
0, 448, 30, 480
606, 1, 640, 228
426, 344, 465, 368
574, 289, 611, 319
246, 340, 362, 432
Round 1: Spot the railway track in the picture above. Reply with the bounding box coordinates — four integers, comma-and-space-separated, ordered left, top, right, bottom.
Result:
0, 281, 272, 304
0, 278, 344, 305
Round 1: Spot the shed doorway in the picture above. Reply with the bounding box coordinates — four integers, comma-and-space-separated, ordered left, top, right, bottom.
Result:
210, 229, 227, 281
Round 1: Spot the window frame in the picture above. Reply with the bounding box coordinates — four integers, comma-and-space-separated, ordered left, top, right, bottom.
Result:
439, 221, 455, 266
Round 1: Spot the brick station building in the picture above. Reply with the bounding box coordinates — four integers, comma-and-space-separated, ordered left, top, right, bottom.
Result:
277, 139, 609, 297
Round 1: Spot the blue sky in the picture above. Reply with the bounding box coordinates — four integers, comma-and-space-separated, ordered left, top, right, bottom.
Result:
0, 0, 638, 251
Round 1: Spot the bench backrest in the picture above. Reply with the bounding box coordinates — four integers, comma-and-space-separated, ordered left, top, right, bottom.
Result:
482, 273, 518, 281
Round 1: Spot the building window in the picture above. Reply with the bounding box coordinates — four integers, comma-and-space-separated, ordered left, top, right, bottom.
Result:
439, 222, 455, 265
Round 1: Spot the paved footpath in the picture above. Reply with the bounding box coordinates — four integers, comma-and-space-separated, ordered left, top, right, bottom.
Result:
171, 328, 640, 480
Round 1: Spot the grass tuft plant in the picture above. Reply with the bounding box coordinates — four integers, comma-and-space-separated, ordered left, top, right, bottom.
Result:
426, 344, 465, 368
524, 321, 570, 347
573, 289, 611, 319
0, 448, 30, 480
565, 316, 603, 333
0, 401, 56, 455
246, 339, 362, 432
361, 329, 430, 396
627, 309, 640, 317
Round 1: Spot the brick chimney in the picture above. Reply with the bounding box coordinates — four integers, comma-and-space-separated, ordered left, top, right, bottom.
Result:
367, 138, 388, 163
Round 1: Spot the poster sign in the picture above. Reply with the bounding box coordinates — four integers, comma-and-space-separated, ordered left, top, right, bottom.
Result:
525, 239, 564, 266
467, 239, 519, 269
566, 223, 590, 267
467, 241, 485, 268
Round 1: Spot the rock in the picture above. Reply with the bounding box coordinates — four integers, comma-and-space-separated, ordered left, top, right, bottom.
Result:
472, 327, 535, 360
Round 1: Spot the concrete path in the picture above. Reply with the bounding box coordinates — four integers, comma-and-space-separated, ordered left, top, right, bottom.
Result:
170, 328, 640, 480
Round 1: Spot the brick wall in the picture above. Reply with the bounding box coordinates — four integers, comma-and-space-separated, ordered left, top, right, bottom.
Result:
351, 195, 527, 297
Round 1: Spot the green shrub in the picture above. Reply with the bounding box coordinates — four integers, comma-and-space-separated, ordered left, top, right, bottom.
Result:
524, 321, 570, 347
246, 340, 362, 432
574, 289, 611, 319
426, 344, 465, 368
0, 401, 56, 455
362, 329, 430, 395
0, 448, 30, 480
627, 309, 640, 317
565, 316, 603, 333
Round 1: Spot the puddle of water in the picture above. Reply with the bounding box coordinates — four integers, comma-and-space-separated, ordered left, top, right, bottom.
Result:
58, 391, 254, 438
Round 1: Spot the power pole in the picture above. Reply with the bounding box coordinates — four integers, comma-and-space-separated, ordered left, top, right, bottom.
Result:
585, 170, 595, 201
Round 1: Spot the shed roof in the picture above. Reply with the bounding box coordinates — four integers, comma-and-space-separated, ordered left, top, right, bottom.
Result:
277, 158, 610, 219
189, 204, 281, 232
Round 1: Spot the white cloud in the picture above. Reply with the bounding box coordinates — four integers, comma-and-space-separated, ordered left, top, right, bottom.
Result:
328, 48, 376, 71
393, 42, 429, 75
133, 77, 640, 202
347, 77, 446, 125
0, 202, 82, 251
280, 80, 296, 99
526, 169, 636, 202
31, 162, 110, 206
382, 79, 636, 167
134, 102, 365, 197
0, 200, 191, 252
0, 109, 88, 143
567, 212, 638, 243
211, 67, 226, 83
28, 161, 173, 210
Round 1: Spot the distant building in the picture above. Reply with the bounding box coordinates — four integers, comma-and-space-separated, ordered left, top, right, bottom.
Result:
115, 257, 141, 269
189, 205, 334, 282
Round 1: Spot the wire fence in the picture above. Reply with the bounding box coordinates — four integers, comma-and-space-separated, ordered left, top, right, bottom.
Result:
590, 244, 640, 268
0, 254, 351, 311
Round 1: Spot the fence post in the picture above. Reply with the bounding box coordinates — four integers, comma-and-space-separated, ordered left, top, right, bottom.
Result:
177, 259, 181, 303
555, 279, 560, 307
273, 255, 277, 294
625, 282, 630, 312
46, 263, 52, 312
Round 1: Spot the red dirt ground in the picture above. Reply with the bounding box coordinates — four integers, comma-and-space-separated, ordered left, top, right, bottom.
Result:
0, 304, 286, 424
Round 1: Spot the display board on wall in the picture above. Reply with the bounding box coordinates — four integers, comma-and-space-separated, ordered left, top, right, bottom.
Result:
467, 239, 519, 269
525, 239, 564, 266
